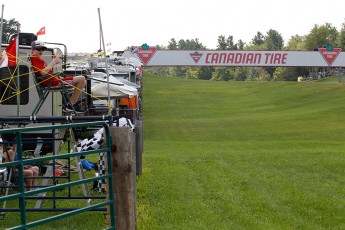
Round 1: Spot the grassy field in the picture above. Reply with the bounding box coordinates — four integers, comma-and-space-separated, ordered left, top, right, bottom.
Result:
137, 75, 345, 229
0, 153, 107, 229
2, 75, 345, 229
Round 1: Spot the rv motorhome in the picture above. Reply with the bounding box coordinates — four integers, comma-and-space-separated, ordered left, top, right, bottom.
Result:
0, 33, 90, 153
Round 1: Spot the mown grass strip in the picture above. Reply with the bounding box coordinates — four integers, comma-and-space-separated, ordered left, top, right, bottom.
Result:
137, 75, 345, 229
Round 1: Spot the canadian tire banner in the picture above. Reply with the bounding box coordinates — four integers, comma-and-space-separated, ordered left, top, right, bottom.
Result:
123, 49, 345, 67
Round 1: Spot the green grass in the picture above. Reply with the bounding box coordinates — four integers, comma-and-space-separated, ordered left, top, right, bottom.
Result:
137, 75, 345, 229
0, 150, 107, 229
2, 75, 345, 229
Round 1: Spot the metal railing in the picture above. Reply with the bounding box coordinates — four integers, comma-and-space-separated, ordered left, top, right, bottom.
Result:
0, 121, 115, 229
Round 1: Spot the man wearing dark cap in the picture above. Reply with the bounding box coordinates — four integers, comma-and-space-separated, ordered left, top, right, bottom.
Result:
30, 40, 86, 112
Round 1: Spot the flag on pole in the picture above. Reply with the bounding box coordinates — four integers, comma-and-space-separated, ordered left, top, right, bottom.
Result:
0, 37, 17, 68
36, 26, 46, 35
131, 46, 139, 54
106, 42, 112, 55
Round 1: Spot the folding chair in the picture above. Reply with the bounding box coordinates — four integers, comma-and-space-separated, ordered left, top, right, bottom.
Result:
0, 138, 44, 219
28, 56, 77, 116
0, 146, 19, 197
0, 136, 43, 193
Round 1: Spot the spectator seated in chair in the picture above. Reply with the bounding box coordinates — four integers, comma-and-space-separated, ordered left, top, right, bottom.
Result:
3, 143, 39, 191
30, 40, 86, 112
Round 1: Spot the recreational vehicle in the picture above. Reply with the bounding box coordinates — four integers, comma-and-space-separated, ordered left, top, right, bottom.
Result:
0, 33, 141, 153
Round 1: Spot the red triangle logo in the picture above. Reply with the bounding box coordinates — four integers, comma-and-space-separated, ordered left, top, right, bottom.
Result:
318, 48, 342, 66
190, 52, 203, 63
137, 47, 157, 65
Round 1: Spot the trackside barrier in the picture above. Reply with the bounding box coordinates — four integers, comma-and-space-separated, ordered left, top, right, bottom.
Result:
0, 121, 115, 229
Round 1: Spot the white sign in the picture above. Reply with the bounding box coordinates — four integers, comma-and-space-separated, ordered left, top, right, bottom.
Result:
123, 49, 345, 67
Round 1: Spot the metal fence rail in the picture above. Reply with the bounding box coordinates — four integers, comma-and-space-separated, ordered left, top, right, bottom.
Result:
0, 121, 115, 229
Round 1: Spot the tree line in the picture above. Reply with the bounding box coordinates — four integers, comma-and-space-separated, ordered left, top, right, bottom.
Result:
147, 21, 345, 81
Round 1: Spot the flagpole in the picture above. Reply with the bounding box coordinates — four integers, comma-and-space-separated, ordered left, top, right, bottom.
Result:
16, 24, 20, 116
0, 4, 4, 50
97, 8, 111, 115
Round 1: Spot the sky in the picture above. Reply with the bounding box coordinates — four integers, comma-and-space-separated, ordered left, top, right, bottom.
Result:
1, 0, 344, 53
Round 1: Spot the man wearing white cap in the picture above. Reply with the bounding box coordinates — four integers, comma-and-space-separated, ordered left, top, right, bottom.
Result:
30, 40, 86, 112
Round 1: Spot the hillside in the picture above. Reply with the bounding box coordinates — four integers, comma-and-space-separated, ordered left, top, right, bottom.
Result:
137, 75, 345, 229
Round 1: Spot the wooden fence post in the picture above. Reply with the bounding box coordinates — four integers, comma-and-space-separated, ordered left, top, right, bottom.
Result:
108, 126, 136, 230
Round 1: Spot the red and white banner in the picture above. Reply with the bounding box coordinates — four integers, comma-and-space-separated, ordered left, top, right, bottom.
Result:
123, 48, 345, 67
0, 37, 17, 68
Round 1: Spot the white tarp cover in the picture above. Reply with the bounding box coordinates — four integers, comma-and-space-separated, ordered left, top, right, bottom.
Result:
117, 77, 140, 89
89, 73, 124, 86
91, 80, 137, 99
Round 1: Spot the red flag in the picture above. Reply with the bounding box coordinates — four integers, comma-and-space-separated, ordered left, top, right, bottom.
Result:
0, 38, 17, 67
36, 26, 45, 35
136, 66, 142, 73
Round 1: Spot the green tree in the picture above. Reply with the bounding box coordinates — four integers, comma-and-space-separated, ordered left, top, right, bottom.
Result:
226, 36, 237, 50
252, 31, 264, 46
217, 35, 238, 50
246, 67, 271, 81
304, 23, 338, 50
1, 18, 20, 44
286, 35, 306, 50
272, 67, 287, 81
167, 38, 178, 50
264, 29, 284, 50
217, 35, 227, 50
198, 67, 213, 80
178, 38, 205, 50
233, 67, 247, 81
211, 67, 233, 81
337, 20, 345, 49
185, 66, 213, 80
174, 66, 188, 78
214, 35, 240, 81
261, 29, 284, 77
185, 67, 199, 79
246, 32, 266, 50
237, 39, 245, 50
272, 67, 308, 81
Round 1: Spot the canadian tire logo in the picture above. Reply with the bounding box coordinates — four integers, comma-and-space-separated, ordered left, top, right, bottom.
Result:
137, 47, 157, 65
190, 51, 203, 63
318, 47, 342, 66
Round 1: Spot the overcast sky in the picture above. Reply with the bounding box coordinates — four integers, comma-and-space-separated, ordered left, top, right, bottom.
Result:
1, 0, 344, 53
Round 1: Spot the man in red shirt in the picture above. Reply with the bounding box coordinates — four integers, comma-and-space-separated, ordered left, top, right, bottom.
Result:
30, 40, 86, 112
